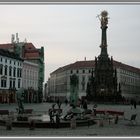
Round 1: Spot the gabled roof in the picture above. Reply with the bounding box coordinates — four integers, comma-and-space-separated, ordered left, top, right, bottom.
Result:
24, 43, 36, 51
51, 60, 140, 75
0, 43, 14, 50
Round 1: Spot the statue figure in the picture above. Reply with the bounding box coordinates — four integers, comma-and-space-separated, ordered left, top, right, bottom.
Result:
16, 88, 25, 114
97, 10, 109, 28
69, 74, 79, 107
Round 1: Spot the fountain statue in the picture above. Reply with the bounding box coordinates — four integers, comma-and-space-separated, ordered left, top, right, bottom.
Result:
69, 74, 79, 107
16, 88, 25, 114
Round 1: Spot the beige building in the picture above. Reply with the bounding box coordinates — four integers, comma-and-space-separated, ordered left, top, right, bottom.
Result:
22, 60, 39, 103
47, 60, 140, 102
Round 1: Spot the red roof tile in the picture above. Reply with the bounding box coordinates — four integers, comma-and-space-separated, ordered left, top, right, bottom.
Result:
0, 42, 40, 59
24, 43, 36, 50
24, 52, 40, 59
0, 43, 14, 50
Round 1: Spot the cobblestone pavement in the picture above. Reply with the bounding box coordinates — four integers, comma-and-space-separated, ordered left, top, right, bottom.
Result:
0, 103, 140, 137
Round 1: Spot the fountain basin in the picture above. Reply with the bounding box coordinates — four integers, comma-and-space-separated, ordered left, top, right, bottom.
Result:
0, 114, 96, 128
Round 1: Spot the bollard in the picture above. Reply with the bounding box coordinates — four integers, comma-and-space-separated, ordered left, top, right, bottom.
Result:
70, 116, 76, 129
6, 118, 12, 130
29, 120, 35, 130
98, 118, 104, 127
114, 115, 118, 124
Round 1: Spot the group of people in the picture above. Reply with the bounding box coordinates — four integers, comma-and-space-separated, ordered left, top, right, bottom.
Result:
48, 104, 62, 128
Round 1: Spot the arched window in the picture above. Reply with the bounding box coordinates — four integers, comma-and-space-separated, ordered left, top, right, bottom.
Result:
5, 65, 7, 75
13, 67, 16, 77
9, 66, 12, 76
0, 64, 3, 75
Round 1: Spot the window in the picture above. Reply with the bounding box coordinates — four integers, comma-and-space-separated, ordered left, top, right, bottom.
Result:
82, 76, 85, 91
13, 67, 16, 77
17, 68, 19, 77
71, 70, 73, 74
0, 64, 3, 75
5, 59, 7, 63
19, 69, 22, 77
9, 80, 12, 88
76, 70, 79, 74
10, 60, 11, 64
13, 80, 15, 88
1, 79, 7, 87
9, 66, 12, 76
5, 65, 7, 75
83, 70, 85, 73
18, 79, 21, 88
89, 70, 91, 73
0, 57, 2, 62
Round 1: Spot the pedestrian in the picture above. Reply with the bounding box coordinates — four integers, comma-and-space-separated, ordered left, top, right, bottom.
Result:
55, 111, 60, 128
134, 100, 137, 109
93, 104, 97, 116
83, 100, 87, 110
49, 104, 55, 124
130, 99, 133, 109
49, 108, 55, 124
65, 98, 68, 106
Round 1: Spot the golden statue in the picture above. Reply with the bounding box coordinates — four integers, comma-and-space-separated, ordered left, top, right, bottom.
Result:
97, 10, 109, 28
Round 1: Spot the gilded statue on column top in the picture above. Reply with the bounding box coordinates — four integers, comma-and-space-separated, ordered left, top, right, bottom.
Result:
97, 10, 109, 28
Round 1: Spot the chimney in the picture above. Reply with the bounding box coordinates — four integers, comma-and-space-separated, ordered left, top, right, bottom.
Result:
11, 34, 15, 43
16, 33, 19, 43
84, 57, 86, 61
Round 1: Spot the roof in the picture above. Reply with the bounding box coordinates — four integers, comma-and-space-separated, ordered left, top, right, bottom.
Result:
24, 43, 36, 51
24, 43, 40, 59
113, 60, 140, 74
51, 60, 140, 75
0, 49, 23, 61
0, 43, 14, 50
24, 52, 40, 59
0, 42, 40, 59
51, 60, 95, 75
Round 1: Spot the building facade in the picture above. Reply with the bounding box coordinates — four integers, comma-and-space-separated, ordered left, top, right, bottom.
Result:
0, 49, 23, 103
22, 61, 39, 103
0, 34, 44, 103
47, 60, 140, 102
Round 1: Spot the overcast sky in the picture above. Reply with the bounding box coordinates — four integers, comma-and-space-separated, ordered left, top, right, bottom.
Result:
0, 5, 140, 82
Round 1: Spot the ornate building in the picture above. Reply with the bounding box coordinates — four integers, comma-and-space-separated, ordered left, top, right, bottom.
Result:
0, 34, 44, 103
0, 49, 23, 103
87, 11, 121, 102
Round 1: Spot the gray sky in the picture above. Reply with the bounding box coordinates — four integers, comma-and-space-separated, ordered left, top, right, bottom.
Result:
0, 5, 140, 82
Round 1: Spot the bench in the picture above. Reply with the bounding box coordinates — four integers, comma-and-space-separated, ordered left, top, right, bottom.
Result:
24, 109, 33, 114
0, 110, 9, 115
107, 110, 124, 116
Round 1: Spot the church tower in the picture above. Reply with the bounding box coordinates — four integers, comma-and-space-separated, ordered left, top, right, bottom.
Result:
87, 11, 121, 102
